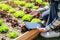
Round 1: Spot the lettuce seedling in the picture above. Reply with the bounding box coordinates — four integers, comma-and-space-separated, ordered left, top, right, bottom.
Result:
0, 26, 3, 33
43, 2, 49, 6
22, 14, 33, 21
14, 1, 26, 6
19, 1, 26, 6
14, 1, 20, 4
8, 31, 18, 38
32, 6, 38, 10
14, 11, 25, 18
31, 18, 42, 22
36, 0, 43, 4
2, 4, 11, 11
31, 0, 35, 2
25, 3, 33, 8
13, 0, 20, 1
0, 19, 3, 26
0, 24, 9, 33
8, 8, 16, 13
0, 4, 3, 9
14, 11, 20, 18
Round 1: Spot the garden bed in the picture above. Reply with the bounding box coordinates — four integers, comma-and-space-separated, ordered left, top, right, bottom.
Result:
0, 0, 49, 40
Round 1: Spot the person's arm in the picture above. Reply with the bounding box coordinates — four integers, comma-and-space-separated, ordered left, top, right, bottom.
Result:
37, 17, 60, 32
36, 6, 49, 12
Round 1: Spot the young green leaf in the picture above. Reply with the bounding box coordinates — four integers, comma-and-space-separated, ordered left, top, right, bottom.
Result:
22, 14, 33, 21
0, 24, 9, 33
2, 4, 11, 11
31, 18, 42, 22
14, 11, 25, 18
25, 3, 33, 8
19, 1, 26, 6
8, 8, 16, 13
43, 2, 49, 6
0, 4, 3, 9
0, 19, 3, 26
32, 6, 38, 10
8, 31, 18, 38
31, 0, 35, 2
36, 0, 43, 4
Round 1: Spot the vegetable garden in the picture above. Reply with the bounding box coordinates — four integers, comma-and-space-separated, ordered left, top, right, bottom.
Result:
0, 0, 49, 40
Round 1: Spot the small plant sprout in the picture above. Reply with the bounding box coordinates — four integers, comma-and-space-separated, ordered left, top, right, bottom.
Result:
32, 6, 39, 10
8, 31, 18, 38
0, 24, 9, 33
43, 2, 49, 6
25, 3, 33, 8
14, 1, 26, 6
31, 18, 42, 22
14, 11, 25, 18
19, 1, 26, 6
8, 8, 16, 13
0, 19, 3, 26
14, 1, 20, 4
31, 0, 35, 2
36, 0, 43, 4
2, 4, 11, 11
22, 14, 33, 21
0, 4, 3, 9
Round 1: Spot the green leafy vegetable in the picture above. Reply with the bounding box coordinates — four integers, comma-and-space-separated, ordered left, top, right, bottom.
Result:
31, 18, 42, 22
0, 19, 3, 26
2, 4, 11, 11
0, 24, 9, 33
14, 1, 20, 4
25, 3, 33, 8
32, 6, 38, 10
36, 0, 43, 4
19, 1, 26, 6
14, 1, 26, 6
8, 8, 16, 13
8, 31, 18, 38
22, 14, 33, 21
14, 11, 25, 18
43, 2, 49, 6
31, 0, 35, 2
0, 4, 3, 9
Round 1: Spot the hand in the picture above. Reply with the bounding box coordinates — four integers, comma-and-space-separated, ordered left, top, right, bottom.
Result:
37, 27, 46, 32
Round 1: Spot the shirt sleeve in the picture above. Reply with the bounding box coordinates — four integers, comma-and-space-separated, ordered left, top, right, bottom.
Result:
36, 6, 49, 11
